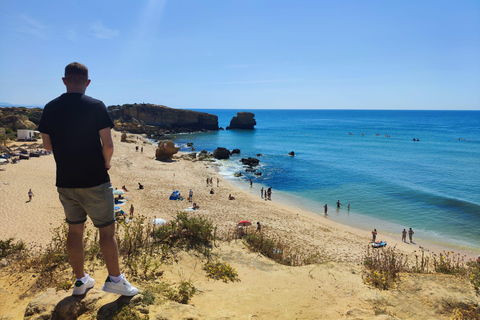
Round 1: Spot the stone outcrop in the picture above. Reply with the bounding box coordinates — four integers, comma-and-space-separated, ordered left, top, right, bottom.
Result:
108, 103, 219, 134
213, 147, 230, 160
156, 139, 180, 160
226, 112, 256, 130
0, 107, 41, 131
240, 157, 260, 167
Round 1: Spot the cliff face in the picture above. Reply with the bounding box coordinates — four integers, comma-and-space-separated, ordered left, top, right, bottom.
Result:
108, 104, 219, 133
0, 107, 42, 130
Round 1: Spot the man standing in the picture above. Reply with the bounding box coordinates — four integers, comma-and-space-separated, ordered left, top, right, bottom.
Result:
38, 62, 138, 296
408, 228, 414, 243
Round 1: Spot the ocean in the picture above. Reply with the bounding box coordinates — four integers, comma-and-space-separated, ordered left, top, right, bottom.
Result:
169, 109, 480, 252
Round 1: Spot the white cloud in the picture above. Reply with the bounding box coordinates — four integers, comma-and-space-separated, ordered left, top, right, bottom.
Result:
15, 15, 49, 39
90, 21, 119, 39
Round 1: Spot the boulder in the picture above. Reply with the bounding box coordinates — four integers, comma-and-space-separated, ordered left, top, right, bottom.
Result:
156, 140, 180, 160
231, 149, 241, 155
288, 151, 295, 156
213, 147, 230, 160
226, 112, 256, 130
240, 157, 260, 167
25, 288, 105, 320
121, 132, 128, 142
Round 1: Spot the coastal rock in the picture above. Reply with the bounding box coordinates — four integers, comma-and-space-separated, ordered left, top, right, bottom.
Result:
231, 149, 241, 155
240, 157, 260, 167
233, 172, 243, 177
197, 150, 212, 161
25, 288, 104, 319
0, 107, 43, 132
121, 132, 128, 142
182, 153, 197, 161
226, 112, 256, 130
213, 147, 230, 160
156, 140, 180, 160
288, 151, 295, 156
108, 103, 219, 133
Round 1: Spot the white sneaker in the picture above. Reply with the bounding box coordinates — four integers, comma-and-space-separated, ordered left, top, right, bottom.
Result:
72, 274, 95, 295
102, 274, 138, 296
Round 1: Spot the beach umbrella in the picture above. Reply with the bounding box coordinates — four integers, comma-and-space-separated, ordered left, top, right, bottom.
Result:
28, 143, 38, 149
238, 220, 252, 227
113, 189, 125, 195
151, 218, 167, 225
8, 144, 19, 150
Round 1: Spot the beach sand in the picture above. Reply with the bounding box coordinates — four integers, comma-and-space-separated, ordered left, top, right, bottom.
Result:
0, 133, 478, 319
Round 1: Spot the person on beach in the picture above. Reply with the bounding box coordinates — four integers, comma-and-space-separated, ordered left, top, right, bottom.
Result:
372, 229, 377, 242
256, 222, 262, 233
402, 229, 407, 242
206, 178, 209, 187
267, 187, 272, 200
408, 228, 414, 243
135, 146, 138, 152
250, 179, 253, 187
28, 189, 34, 202
337, 200, 341, 208
140, 146, 143, 154
121, 185, 128, 192
188, 189, 193, 202
38, 62, 138, 296
261, 187, 264, 198
138, 182, 144, 190
323, 204, 328, 215
477, 255, 480, 264
228, 194, 235, 200
347, 204, 350, 211
217, 178, 219, 187
192, 202, 200, 210
210, 188, 215, 194
264, 190, 267, 200
129, 204, 134, 218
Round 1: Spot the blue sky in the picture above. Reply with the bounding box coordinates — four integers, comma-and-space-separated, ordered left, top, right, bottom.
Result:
0, 0, 479, 110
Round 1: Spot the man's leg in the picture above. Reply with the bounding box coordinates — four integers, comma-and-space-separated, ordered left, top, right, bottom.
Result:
67, 223, 85, 279
99, 223, 120, 277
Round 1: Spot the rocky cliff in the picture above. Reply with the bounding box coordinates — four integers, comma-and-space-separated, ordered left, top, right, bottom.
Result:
226, 112, 256, 130
108, 103, 219, 134
0, 107, 42, 131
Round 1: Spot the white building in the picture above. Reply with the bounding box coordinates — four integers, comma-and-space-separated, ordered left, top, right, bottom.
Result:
17, 129, 40, 140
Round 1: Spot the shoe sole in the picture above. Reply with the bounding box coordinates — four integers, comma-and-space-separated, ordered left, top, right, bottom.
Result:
102, 285, 138, 296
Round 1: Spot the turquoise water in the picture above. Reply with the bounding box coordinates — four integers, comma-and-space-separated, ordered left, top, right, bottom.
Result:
171, 110, 480, 251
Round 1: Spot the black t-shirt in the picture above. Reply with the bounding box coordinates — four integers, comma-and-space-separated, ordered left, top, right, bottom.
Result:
38, 93, 114, 188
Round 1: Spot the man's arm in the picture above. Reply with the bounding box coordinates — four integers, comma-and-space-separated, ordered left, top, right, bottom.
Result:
41, 133, 53, 151
99, 127, 114, 170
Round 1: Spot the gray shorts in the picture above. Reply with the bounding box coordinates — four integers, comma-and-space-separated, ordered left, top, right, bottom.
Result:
57, 182, 115, 228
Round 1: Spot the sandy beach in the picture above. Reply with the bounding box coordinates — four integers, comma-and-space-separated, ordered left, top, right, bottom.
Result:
1, 133, 478, 319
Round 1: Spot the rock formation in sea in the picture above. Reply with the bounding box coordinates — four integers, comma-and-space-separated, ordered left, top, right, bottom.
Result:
226, 112, 256, 130
213, 147, 230, 160
108, 103, 219, 135
155, 140, 180, 160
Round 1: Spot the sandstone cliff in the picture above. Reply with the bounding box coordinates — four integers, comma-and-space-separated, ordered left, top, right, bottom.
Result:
0, 107, 42, 131
108, 103, 219, 134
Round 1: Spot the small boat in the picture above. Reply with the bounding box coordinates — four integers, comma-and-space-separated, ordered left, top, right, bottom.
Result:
371, 241, 387, 248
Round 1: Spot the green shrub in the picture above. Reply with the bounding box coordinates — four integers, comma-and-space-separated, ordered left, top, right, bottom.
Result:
153, 212, 215, 252
0, 238, 26, 259
243, 232, 326, 266
204, 260, 240, 283
166, 280, 196, 304
111, 305, 149, 320
363, 246, 406, 290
